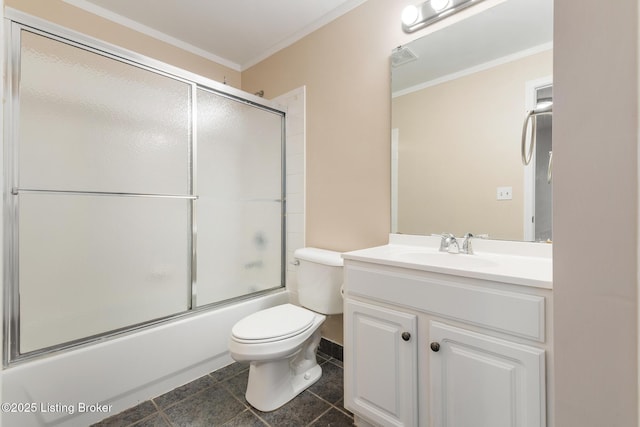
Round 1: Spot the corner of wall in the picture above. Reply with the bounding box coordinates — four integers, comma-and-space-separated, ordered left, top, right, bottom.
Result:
272, 87, 306, 305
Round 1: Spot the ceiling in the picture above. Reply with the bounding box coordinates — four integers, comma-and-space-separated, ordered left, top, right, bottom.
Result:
61, 0, 368, 71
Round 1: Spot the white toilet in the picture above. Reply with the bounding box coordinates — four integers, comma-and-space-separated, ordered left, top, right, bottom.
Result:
228, 247, 343, 412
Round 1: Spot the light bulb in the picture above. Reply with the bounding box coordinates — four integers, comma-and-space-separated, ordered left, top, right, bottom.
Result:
401, 5, 420, 26
430, 0, 451, 12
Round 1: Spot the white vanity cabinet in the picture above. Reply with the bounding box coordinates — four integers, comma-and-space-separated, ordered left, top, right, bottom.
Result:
429, 321, 545, 427
342, 252, 552, 427
344, 299, 418, 427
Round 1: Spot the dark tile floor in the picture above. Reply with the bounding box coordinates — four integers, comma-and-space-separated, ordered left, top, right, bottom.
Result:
92, 351, 352, 427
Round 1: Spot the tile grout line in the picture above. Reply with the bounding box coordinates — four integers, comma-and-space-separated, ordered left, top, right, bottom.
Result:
333, 404, 354, 419
304, 406, 334, 427
218, 373, 269, 426
307, 388, 352, 419
248, 407, 272, 427
150, 369, 244, 414
151, 399, 175, 427
137, 371, 244, 426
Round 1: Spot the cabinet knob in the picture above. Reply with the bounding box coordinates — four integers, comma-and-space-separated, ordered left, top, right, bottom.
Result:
430, 342, 440, 352
401, 332, 411, 341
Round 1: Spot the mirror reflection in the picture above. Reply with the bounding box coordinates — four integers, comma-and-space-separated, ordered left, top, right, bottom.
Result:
391, 0, 553, 241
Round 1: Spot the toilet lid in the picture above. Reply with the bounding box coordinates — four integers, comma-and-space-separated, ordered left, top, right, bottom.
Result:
231, 304, 316, 342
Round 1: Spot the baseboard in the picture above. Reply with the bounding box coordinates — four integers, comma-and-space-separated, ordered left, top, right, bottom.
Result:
318, 337, 343, 361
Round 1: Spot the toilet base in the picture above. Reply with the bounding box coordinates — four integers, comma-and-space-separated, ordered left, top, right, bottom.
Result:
245, 330, 322, 412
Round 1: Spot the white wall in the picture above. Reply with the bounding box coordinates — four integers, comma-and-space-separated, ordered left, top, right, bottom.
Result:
553, 0, 638, 425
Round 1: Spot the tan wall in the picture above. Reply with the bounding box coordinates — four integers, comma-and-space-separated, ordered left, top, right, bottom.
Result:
242, 0, 416, 253
5, 0, 241, 87
242, 0, 506, 252
553, 0, 638, 425
393, 50, 552, 240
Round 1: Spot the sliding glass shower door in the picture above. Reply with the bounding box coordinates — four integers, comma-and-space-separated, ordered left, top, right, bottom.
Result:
196, 89, 284, 307
6, 24, 285, 362
14, 30, 193, 354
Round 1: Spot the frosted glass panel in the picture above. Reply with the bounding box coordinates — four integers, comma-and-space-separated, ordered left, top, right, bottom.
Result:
18, 30, 191, 194
196, 89, 283, 306
7, 23, 287, 361
18, 194, 190, 353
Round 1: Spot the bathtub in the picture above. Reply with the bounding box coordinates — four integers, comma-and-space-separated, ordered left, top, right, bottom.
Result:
0, 290, 289, 426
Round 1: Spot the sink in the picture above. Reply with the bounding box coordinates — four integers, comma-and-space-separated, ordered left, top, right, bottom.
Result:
342, 236, 552, 289
392, 250, 499, 269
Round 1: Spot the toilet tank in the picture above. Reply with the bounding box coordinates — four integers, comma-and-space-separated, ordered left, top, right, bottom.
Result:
294, 248, 343, 315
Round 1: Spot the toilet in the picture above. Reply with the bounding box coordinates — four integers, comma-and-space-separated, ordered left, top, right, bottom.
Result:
228, 247, 343, 412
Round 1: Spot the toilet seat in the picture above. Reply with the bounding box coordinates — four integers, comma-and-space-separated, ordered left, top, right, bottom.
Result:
231, 304, 316, 344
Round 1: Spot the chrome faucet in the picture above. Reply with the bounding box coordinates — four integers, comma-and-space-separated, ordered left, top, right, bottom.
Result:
439, 233, 459, 254
438, 233, 452, 252
439, 233, 476, 255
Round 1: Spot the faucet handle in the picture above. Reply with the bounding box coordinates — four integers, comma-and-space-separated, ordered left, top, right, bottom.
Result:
462, 233, 474, 255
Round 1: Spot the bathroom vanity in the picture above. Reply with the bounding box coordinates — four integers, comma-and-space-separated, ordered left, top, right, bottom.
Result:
342, 235, 553, 427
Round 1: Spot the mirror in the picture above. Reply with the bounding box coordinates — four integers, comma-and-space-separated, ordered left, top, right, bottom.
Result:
391, 0, 553, 241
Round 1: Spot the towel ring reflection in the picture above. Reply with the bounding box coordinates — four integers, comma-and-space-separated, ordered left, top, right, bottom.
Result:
521, 110, 536, 165
521, 103, 553, 166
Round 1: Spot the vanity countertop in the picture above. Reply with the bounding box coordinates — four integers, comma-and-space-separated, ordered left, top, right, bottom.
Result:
342, 234, 552, 289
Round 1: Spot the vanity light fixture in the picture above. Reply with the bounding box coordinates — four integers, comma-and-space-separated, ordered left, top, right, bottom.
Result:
431, 0, 452, 12
401, 0, 485, 33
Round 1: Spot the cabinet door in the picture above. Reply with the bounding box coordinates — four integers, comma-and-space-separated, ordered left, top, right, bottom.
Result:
344, 299, 418, 427
430, 321, 546, 427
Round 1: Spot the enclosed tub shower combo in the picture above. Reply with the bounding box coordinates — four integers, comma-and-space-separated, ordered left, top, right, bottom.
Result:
4, 15, 286, 364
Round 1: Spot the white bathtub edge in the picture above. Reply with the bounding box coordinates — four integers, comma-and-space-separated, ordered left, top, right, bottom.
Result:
1, 290, 289, 427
